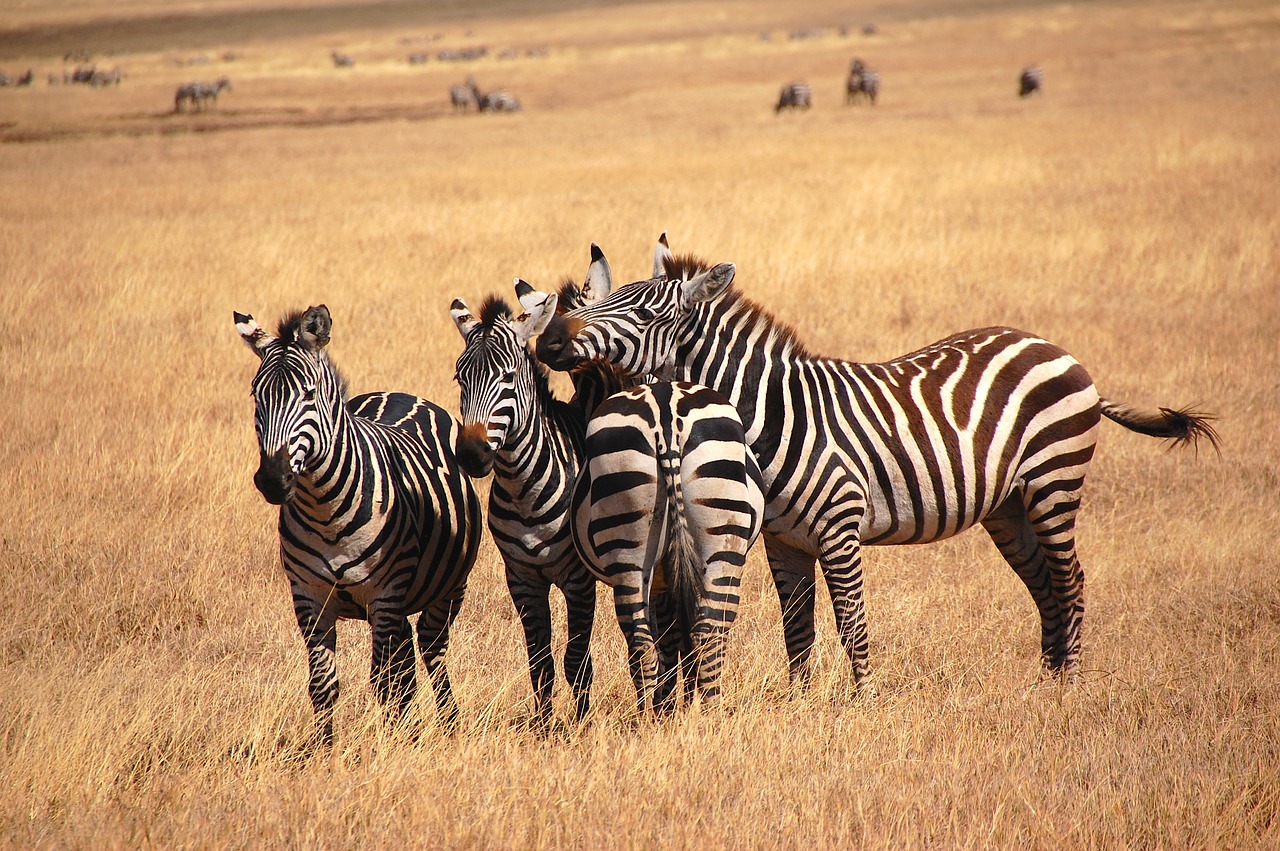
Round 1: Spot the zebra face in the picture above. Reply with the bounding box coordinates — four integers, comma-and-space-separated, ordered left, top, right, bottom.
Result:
450, 289, 557, 479
536, 263, 736, 379
236, 307, 337, 505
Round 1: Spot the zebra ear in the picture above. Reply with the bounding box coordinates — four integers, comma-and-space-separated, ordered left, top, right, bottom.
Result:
234, 311, 271, 358
581, 243, 613, 303
512, 279, 558, 344
451, 298, 479, 340
299, 305, 332, 350
652, 231, 673, 279
679, 262, 736, 308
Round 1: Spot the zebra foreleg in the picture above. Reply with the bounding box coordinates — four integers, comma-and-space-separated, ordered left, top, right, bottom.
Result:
764, 534, 818, 687
559, 569, 597, 725
508, 567, 557, 733
293, 597, 340, 748
369, 610, 417, 727
416, 593, 464, 732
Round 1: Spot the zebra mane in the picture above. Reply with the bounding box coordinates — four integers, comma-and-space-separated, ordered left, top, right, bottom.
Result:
663, 253, 810, 360
478, 294, 514, 327
273, 309, 349, 398
555, 276, 583, 312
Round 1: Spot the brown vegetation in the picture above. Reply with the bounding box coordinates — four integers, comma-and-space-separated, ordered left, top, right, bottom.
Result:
1, 0, 1277, 846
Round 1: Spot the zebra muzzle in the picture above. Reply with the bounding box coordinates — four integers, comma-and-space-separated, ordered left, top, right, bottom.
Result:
254, 447, 295, 505
534, 315, 583, 371
456, 422, 495, 478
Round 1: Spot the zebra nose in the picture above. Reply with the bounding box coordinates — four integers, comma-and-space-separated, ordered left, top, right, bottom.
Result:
254, 447, 295, 505
536, 317, 571, 369
456, 423, 494, 478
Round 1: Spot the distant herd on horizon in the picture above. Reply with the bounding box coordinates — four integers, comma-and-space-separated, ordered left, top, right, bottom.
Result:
1, 21, 1045, 121
233, 232, 1216, 746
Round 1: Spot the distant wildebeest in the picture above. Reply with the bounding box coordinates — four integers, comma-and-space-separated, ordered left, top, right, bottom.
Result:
776, 81, 812, 113
1019, 65, 1043, 97
846, 59, 879, 105
331, 50, 355, 68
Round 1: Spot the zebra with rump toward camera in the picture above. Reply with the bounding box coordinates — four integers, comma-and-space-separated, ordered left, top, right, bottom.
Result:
235, 305, 482, 746
562, 245, 765, 712
536, 239, 1218, 690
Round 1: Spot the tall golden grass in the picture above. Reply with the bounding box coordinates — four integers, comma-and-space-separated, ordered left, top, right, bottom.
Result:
1, 0, 1277, 846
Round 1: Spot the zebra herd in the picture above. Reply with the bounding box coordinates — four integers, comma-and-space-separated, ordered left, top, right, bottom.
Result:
449, 76, 522, 113
237, 234, 1216, 745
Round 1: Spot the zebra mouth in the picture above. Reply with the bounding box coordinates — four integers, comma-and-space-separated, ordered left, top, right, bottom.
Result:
254, 448, 296, 504
534, 315, 584, 371
456, 423, 495, 478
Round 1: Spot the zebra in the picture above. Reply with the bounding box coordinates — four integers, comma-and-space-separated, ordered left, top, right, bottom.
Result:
175, 78, 230, 112
234, 305, 483, 746
549, 249, 766, 713
479, 89, 521, 112
536, 239, 1218, 690
331, 50, 355, 68
450, 77, 479, 112
449, 288, 599, 732
1020, 65, 1043, 97
847, 62, 879, 105
776, 82, 812, 113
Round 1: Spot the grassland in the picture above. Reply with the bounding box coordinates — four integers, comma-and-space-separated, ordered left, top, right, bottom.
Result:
1, 0, 1278, 847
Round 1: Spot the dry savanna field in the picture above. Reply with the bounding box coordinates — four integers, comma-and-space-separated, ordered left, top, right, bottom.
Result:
2, 0, 1278, 846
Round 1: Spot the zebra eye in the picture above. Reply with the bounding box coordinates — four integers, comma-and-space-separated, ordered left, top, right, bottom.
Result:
635, 308, 656, 322
303, 386, 316, 402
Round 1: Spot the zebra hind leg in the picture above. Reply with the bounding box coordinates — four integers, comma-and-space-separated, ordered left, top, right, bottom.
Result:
560, 570, 597, 726
764, 536, 819, 688
819, 533, 873, 691
650, 588, 683, 715
416, 594, 464, 732
981, 494, 1077, 676
1025, 487, 1086, 678
612, 583, 660, 718
369, 613, 418, 733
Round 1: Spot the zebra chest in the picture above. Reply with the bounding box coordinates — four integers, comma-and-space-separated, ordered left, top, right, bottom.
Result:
281, 511, 405, 587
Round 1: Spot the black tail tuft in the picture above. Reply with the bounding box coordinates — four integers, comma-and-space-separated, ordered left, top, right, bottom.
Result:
1101, 399, 1221, 456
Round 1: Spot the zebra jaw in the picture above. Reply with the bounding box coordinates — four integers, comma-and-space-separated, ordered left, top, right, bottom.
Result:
456, 421, 497, 478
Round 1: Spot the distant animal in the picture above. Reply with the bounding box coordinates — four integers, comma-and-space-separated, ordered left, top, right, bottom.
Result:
478, 89, 521, 112
89, 67, 122, 87
331, 51, 355, 68
846, 60, 879, 105
449, 76, 480, 112
1019, 65, 1043, 97
234, 305, 482, 746
407, 52, 428, 65
775, 81, 812, 113
14, 69, 33, 87
175, 78, 231, 112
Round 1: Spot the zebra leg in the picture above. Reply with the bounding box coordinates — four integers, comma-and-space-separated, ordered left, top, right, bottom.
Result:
559, 567, 597, 725
369, 609, 417, 726
416, 593, 464, 732
764, 534, 818, 687
693, 557, 743, 702
293, 594, 340, 748
981, 494, 1065, 672
649, 587, 683, 715
1024, 487, 1086, 677
612, 581, 659, 716
507, 564, 556, 733
819, 528, 873, 689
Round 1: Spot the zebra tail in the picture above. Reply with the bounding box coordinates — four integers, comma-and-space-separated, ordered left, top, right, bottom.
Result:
659, 455, 703, 642
1099, 398, 1221, 454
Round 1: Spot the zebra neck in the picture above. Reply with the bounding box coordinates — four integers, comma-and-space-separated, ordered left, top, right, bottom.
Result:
491, 394, 581, 505
289, 406, 369, 529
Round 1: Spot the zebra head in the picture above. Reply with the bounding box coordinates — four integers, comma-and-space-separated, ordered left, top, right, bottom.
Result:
536, 240, 736, 380
450, 286, 558, 478
235, 305, 344, 505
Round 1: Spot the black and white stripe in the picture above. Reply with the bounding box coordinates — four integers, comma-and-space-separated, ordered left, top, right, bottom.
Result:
846, 60, 879, 105
537, 239, 1218, 688
235, 305, 482, 745
175, 78, 230, 112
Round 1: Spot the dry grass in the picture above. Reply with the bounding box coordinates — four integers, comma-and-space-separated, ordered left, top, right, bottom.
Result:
2, 0, 1278, 847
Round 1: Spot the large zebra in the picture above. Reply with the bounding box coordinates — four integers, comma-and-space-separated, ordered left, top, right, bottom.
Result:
449, 288, 599, 731
775, 82, 812, 113
235, 305, 482, 746
536, 240, 1218, 689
